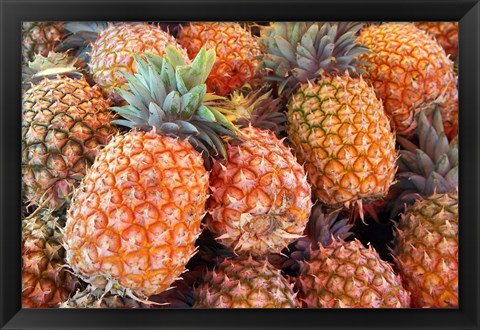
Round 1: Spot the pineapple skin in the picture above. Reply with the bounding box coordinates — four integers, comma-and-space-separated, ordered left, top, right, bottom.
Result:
22, 211, 79, 308
287, 74, 397, 207
357, 23, 457, 135
393, 192, 458, 308
208, 126, 312, 256
22, 76, 117, 211
194, 257, 298, 308
89, 23, 189, 102
414, 22, 458, 59
65, 130, 208, 297
22, 22, 65, 63
297, 240, 410, 308
177, 22, 263, 96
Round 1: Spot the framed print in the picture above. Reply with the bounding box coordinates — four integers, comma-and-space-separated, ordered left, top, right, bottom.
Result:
1, 0, 479, 329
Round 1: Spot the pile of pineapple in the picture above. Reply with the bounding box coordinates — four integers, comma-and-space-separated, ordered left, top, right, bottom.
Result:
21, 21, 458, 309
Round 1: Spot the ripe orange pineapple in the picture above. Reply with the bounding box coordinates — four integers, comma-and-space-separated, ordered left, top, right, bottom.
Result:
393, 192, 458, 308
64, 47, 238, 299
357, 23, 457, 135
22, 210, 78, 307
297, 239, 410, 308
194, 256, 298, 308
260, 23, 397, 210
414, 22, 458, 59
389, 109, 458, 308
269, 205, 410, 308
22, 53, 117, 211
177, 22, 263, 96
208, 125, 312, 256
88, 22, 189, 102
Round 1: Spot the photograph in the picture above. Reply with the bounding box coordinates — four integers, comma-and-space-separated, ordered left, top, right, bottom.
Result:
20, 20, 460, 310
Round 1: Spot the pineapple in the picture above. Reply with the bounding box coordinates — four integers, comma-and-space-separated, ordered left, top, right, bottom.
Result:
87, 22, 189, 102
208, 125, 312, 256
260, 23, 397, 210
22, 52, 117, 211
390, 109, 458, 308
414, 22, 458, 59
194, 256, 298, 308
297, 239, 410, 308
357, 23, 457, 135
22, 210, 78, 308
22, 22, 65, 63
64, 47, 238, 300
393, 192, 458, 307
177, 22, 263, 96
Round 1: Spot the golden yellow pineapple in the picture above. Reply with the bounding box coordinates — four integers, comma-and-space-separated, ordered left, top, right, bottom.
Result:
89, 22, 189, 102
393, 192, 458, 308
194, 256, 298, 308
177, 22, 263, 96
65, 47, 238, 299
414, 22, 458, 59
22, 210, 78, 308
208, 125, 312, 256
357, 23, 457, 135
22, 53, 117, 211
288, 74, 397, 207
260, 23, 397, 210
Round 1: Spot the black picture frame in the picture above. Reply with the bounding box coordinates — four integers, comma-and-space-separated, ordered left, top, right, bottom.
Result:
1, 0, 479, 329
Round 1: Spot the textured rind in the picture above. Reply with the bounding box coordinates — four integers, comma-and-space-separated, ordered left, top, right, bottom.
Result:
22, 212, 78, 308
194, 257, 298, 308
297, 240, 410, 308
178, 22, 263, 96
414, 22, 458, 59
22, 76, 117, 211
89, 23, 189, 101
393, 192, 458, 308
357, 23, 456, 135
208, 126, 312, 256
22, 22, 65, 63
287, 74, 397, 206
65, 131, 208, 297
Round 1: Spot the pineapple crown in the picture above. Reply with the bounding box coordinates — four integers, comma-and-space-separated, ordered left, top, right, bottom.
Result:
259, 22, 369, 95
227, 86, 286, 136
112, 46, 239, 158
391, 108, 458, 215
268, 204, 353, 275
55, 22, 109, 61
